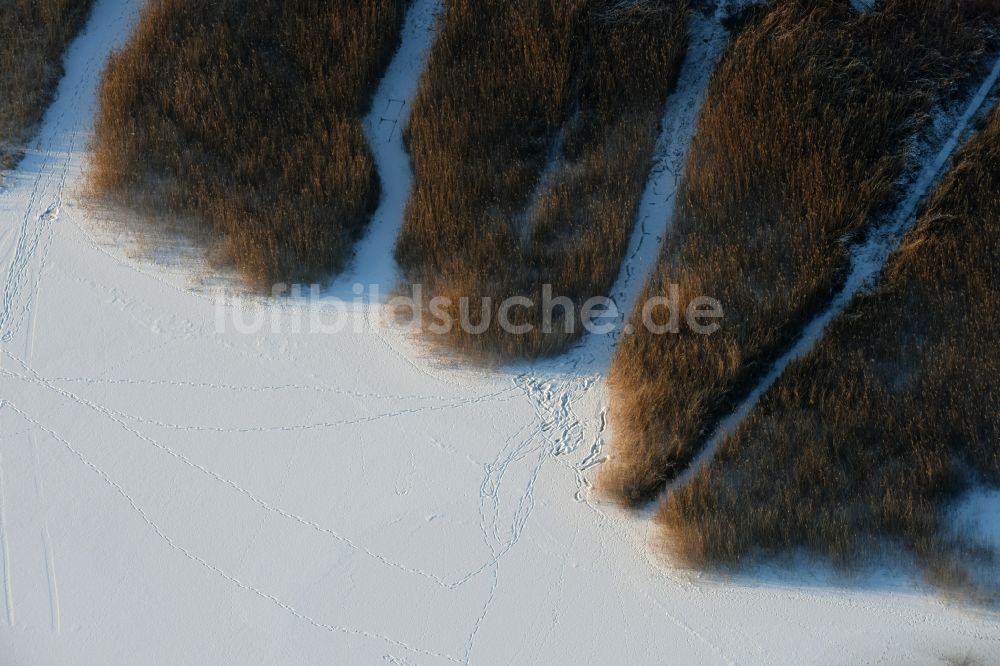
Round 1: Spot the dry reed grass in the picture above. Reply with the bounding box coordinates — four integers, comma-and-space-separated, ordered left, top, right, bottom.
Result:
395, 0, 690, 362
658, 104, 1000, 595
89, 0, 407, 288
0, 0, 94, 175
602, 0, 1000, 506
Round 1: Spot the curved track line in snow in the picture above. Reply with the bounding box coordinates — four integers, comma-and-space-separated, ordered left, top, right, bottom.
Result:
666, 51, 1000, 493
3, 347, 610, 611
0, 400, 461, 665
39, 381, 518, 434
34, 373, 468, 403
2, 350, 570, 656
0, 350, 517, 592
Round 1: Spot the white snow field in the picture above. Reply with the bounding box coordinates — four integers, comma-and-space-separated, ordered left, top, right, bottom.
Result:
0, 0, 999, 664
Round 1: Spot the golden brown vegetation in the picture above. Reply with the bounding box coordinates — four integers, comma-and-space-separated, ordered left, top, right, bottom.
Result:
395, 0, 689, 361
0, 0, 94, 174
602, 0, 1000, 506
658, 104, 1000, 594
89, 0, 406, 287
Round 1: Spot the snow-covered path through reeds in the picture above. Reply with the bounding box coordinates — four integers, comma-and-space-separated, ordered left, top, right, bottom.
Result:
503, 3, 731, 526
327, 0, 441, 300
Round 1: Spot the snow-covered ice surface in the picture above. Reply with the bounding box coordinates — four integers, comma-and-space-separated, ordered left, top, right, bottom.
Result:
0, 1, 998, 664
